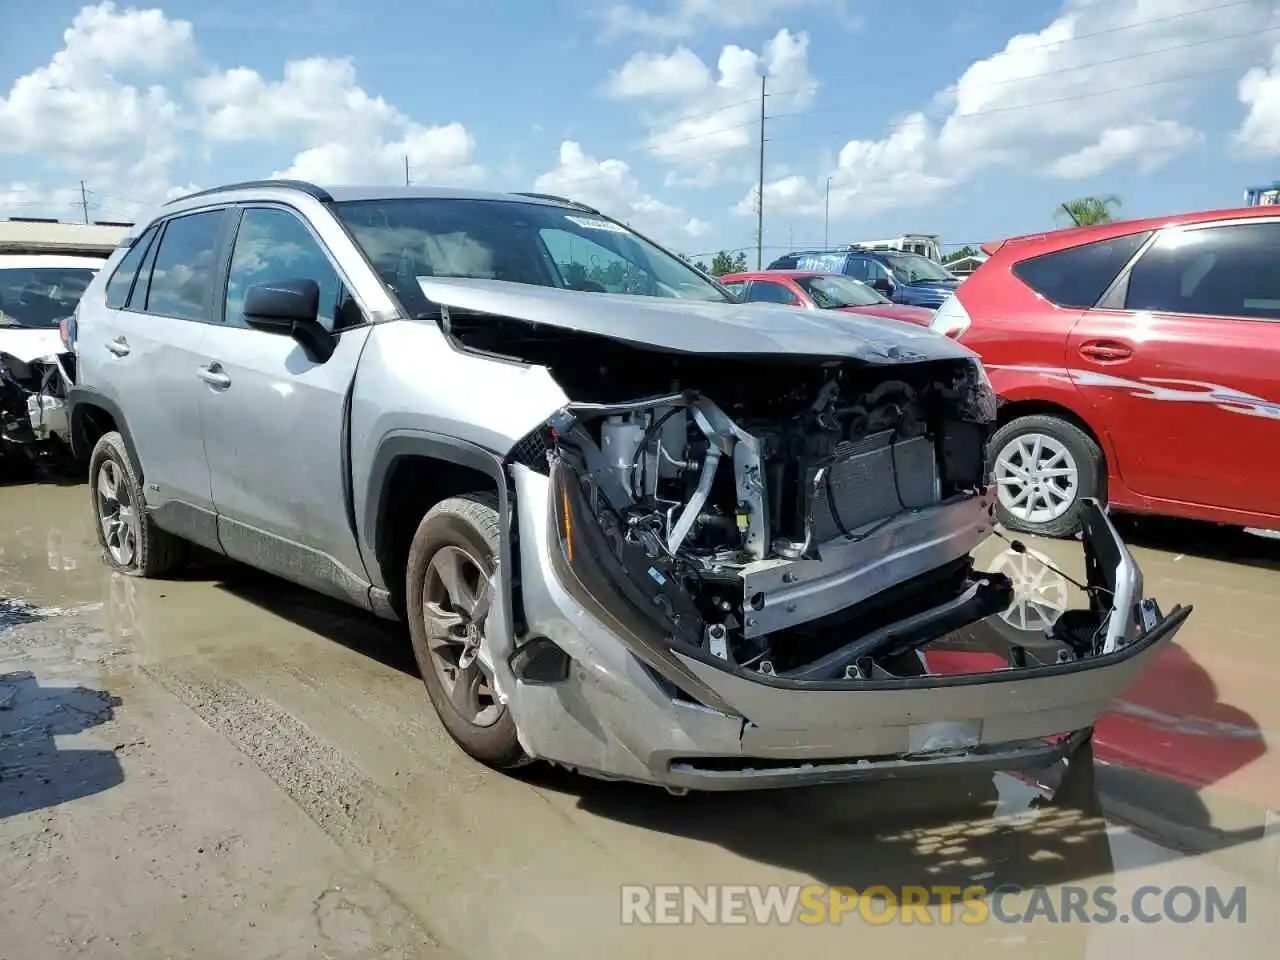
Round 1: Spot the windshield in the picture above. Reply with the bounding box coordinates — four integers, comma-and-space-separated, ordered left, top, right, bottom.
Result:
795, 274, 888, 308
0, 267, 97, 329
333, 198, 730, 313
884, 253, 956, 284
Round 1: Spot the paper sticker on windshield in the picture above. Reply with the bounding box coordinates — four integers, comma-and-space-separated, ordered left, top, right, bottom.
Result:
565, 215, 630, 234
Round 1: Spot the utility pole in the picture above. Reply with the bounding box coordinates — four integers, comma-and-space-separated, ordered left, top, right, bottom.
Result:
79, 181, 90, 224
824, 176, 832, 248
756, 73, 766, 270
404, 156, 410, 186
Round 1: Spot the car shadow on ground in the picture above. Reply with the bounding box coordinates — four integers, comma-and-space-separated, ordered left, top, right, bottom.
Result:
204, 557, 419, 677
1116, 514, 1280, 571
525, 737, 1267, 896
0, 670, 124, 819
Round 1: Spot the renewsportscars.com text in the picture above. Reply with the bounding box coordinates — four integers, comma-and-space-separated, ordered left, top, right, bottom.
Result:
620, 883, 1248, 926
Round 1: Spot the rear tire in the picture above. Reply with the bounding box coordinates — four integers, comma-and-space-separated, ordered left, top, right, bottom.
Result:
987, 414, 1104, 539
406, 492, 528, 770
87, 431, 186, 577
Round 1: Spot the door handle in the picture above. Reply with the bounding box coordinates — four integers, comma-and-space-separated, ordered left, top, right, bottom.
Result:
1078, 340, 1132, 363
105, 336, 130, 357
197, 363, 231, 389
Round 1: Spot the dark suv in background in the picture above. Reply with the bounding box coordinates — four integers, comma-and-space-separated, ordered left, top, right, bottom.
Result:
767, 246, 961, 309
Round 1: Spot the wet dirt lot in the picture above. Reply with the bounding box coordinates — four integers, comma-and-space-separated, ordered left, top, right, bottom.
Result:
3, 482, 1279, 959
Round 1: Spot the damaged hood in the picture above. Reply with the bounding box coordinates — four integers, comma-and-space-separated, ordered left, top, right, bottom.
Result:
0, 328, 63, 364
417, 277, 976, 364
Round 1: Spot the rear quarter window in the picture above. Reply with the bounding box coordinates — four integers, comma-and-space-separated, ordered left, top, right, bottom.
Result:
1012, 231, 1152, 308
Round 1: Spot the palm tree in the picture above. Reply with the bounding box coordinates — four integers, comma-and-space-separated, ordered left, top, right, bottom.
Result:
1055, 195, 1122, 227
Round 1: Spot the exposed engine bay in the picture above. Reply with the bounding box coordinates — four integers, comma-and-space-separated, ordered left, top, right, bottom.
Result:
539, 356, 1013, 680
0, 350, 75, 477
432, 297, 1041, 683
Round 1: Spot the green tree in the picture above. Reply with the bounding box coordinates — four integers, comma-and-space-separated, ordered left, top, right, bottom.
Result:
708, 250, 748, 276
943, 245, 979, 264
1055, 195, 1121, 227
678, 253, 712, 274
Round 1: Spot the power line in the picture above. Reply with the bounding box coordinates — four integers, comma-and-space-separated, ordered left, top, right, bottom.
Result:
975, 0, 1264, 55
550, 2, 1275, 191
789, 21, 1280, 123
765, 64, 1251, 145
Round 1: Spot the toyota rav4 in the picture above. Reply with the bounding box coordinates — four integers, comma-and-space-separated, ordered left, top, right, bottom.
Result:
64, 180, 1188, 792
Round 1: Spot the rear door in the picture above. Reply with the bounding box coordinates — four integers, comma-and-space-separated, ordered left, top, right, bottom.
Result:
197, 204, 375, 599
82, 210, 228, 538
1069, 219, 1280, 515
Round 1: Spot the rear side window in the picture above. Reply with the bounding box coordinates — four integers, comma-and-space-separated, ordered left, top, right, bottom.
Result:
745, 280, 799, 304
1012, 231, 1152, 308
104, 225, 158, 309
144, 210, 225, 322
1125, 222, 1280, 320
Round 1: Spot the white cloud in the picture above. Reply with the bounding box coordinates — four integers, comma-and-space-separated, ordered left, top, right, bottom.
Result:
598, 0, 841, 40
274, 122, 482, 185
0, 3, 484, 219
1048, 120, 1201, 179
756, 0, 1278, 223
195, 57, 483, 185
1236, 42, 1280, 155
603, 48, 712, 98
734, 115, 954, 220
534, 141, 710, 243
607, 29, 816, 186
0, 2, 192, 157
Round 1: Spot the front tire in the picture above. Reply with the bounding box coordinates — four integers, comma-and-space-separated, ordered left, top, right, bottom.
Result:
987, 414, 1104, 539
406, 493, 528, 769
87, 431, 186, 576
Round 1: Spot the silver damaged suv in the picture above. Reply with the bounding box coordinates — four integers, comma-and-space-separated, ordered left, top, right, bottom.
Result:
66, 181, 1190, 792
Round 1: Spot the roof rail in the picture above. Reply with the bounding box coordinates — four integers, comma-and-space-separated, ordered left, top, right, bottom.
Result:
165, 179, 333, 206
510, 191, 600, 214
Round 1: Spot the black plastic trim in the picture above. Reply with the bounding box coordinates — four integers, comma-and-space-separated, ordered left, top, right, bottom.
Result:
661, 727, 1093, 791
509, 636, 571, 684
148, 500, 221, 553
365, 431, 515, 635
65, 388, 141, 470
165, 179, 333, 206
509, 192, 600, 213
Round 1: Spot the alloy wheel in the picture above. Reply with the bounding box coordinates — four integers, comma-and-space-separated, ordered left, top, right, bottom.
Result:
96, 459, 137, 567
994, 433, 1080, 525
421, 544, 503, 728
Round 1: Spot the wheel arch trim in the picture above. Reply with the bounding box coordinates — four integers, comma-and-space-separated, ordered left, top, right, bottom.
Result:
67, 387, 144, 478
363, 430, 518, 638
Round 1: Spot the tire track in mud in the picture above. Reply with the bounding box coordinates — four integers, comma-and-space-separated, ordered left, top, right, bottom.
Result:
141, 663, 452, 956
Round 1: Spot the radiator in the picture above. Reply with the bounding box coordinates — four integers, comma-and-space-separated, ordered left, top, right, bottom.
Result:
804, 430, 940, 542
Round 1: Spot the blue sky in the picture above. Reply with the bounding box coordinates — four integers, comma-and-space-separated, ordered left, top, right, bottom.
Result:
4, 0, 1280, 259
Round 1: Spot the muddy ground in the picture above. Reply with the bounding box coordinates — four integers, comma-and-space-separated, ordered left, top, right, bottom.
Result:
2, 482, 1279, 958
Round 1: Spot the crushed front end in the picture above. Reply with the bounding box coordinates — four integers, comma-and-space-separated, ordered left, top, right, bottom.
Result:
489, 353, 1189, 791
0, 347, 75, 477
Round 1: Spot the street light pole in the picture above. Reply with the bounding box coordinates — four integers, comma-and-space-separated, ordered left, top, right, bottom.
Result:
824, 176, 831, 248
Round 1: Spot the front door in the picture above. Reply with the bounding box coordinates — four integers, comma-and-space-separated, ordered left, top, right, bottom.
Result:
1069, 219, 1280, 518
197, 204, 374, 601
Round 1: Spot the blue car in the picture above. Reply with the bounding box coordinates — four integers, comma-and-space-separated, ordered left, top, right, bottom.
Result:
766, 247, 960, 309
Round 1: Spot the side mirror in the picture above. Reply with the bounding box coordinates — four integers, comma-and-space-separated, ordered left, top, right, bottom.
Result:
242, 278, 335, 363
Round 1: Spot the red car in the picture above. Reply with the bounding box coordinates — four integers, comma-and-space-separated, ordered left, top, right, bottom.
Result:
718, 270, 935, 326
931, 206, 1280, 538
